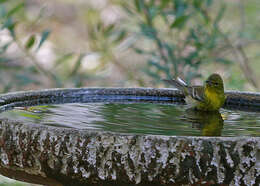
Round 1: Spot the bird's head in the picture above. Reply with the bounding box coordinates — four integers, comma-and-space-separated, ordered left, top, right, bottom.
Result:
205, 73, 224, 93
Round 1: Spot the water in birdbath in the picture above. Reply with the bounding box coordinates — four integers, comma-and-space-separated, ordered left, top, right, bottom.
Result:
0, 102, 259, 137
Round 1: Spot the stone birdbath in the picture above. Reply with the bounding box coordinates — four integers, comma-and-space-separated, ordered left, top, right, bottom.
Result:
0, 88, 259, 185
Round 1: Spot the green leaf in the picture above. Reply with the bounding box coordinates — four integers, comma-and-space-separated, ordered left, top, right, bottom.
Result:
160, 0, 171, 9
175, 0, 188, 17
7, 2, 24, 17
0, 41, 12, 54
134, 0, 144, 12
25, 35, 36, 50
215, 58, 233, 65
2, 18, 16, 38
133, 47, 144, 54
186, 51, 199, 62
143, 68, 161, 80
104, 24, 115, 37
170, 15, 189, 29
149, 0, 155, 7
148, 6, 158, 20
148, 60, 169, 73
214, 4, 226, 27
163, 43, 175, 61
199, 10, 210, 24
121, 3, 134, 15
193, 0, 202, 9
54, 53, 74, 67
114, 30, 126, 43
134, 0, 141, 12
0, 0, 7, 4
133, 47, 157, 56
140, 23, 156, 39
36, 29, 50, 51
70, 54, 84, 76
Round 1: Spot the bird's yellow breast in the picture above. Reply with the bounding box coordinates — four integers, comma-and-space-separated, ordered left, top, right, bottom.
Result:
200, 88, 224, 111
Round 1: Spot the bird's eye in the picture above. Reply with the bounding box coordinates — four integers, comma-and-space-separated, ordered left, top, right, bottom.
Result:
214, 82, 219, 86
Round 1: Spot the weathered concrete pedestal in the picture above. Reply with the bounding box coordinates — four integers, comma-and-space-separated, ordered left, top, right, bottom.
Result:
0, 88, 259, 185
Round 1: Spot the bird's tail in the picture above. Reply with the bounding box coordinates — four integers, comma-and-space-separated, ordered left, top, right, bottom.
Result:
163, 77, 189, 95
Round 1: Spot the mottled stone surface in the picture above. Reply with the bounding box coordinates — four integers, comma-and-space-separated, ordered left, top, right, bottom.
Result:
0, 119, 259, 185
0, 88, 259, 185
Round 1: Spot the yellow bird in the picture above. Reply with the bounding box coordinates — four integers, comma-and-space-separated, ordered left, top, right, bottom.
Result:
164, 73, 226, 111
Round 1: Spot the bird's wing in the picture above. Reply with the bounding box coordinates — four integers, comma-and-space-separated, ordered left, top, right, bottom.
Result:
163, 78, 204, 102
187, 86, 204, 102
163, 78, 189, 95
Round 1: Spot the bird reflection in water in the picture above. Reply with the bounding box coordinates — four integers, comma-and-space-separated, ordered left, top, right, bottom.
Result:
184, 108, 224, 136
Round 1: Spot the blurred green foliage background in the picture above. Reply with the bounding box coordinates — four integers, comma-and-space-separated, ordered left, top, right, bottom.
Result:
0, 0, 260, 93
0, 0, 260, 185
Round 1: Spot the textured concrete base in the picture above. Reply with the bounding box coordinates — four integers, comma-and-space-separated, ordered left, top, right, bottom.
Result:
0, 88, 259, 185
0, 119, 259, 185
